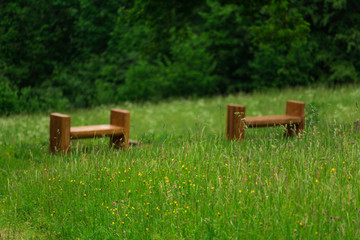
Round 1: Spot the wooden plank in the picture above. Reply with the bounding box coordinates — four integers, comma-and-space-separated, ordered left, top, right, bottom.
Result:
50, 113, 71, 153
286, 100, 305, 136
286, 100, 305, 117
245, 115, 302, 128
50, 113, 71, 118
110, 109, 130, 149
70, 124, 125, 139
226, 104, 246, 140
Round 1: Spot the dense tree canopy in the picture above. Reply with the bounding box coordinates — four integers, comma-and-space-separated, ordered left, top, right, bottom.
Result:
0, 0, 359, 114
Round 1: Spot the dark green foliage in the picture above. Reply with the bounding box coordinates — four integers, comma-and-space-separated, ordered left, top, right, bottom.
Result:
19, 87, 69, 113
122, 60, 161, 101
72, 0, 124, 58
0, 81, 69, 115
250, 1, 310, 46
296, 0, 360, 83
123, 31, 217, 100
159, 31, 217, 97
248, 1, 312, 89
249, 42, 315, 89
199, 1, 253, 92
0, 80, 18, 116
51, 55, 120, 107
0, 1, 78, 87
0, 0, 359, 115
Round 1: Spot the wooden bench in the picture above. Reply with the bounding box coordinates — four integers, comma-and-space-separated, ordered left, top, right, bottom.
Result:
226, 101, 305, 141
50, 109, 130, 153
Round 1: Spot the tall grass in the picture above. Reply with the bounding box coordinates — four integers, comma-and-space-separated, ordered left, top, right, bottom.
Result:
0, 85, 359, 239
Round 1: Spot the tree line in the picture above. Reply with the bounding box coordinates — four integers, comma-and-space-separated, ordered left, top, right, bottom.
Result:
1, 0, 359, 115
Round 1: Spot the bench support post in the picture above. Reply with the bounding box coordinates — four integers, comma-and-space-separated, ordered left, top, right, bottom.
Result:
50, 114, 71, 153
110, 109, 130, 149
226, 104, 246, 141
285, 101, 305, 137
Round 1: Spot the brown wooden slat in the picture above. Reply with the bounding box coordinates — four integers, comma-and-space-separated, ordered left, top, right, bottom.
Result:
110, 109, 130, 149
245, 115, 302, 128
286, 100, 306, 117
50, 113, 71, 118
226, 104, 246, 140
70, 124, 125, 139
50, 113, 71, 153
286, 101, 305, 136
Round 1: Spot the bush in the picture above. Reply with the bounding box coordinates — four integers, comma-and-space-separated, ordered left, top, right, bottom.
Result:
0, 77, 69, 116
51, 55, 123, 107
121, 60, 161, 101
1, 0, 360, 115
122, 30, 217, 100
0, 80, 19, 116
200, 1, 252, 93
18, 87, 69, 113
249, 42, 315, 89
161, 31, 218, 97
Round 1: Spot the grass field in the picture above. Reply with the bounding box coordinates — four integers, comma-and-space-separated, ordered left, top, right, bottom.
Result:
0, 85, 359, 239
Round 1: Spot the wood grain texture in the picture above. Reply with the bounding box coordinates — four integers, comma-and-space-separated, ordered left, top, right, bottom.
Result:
50, 109, 131, 154
110, 109, 130, 149
286, 100, 306, 117
285, 100, 305, 136
70, 125, 125, 139
226, 101, 306, 141
50, 113, 71, 153
226, 104, 246, 140
245, 115, 302, 128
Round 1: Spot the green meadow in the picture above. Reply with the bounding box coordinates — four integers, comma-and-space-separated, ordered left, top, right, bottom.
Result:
0, 85, 359, 239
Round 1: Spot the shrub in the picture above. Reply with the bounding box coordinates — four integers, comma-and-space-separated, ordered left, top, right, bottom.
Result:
122, 60, 161, 101
18, 87, 69, 113
249, 42, 315, 89
161, 31, 218, 97
0, 80, 19, 116
51, 55, 123, 107
122, 30, 217, 100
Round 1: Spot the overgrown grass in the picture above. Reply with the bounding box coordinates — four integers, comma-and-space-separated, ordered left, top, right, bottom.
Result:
0, 85, 359, 239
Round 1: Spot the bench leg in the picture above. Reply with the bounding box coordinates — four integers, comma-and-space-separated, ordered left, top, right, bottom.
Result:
286, 123, 300, 137
110, 109, 130, 149
50, 114, 71, 153
285, 101, 305, 137
226, 104, 246, 141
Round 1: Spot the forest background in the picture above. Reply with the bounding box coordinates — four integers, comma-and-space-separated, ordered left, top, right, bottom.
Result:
1, 0, 359, 115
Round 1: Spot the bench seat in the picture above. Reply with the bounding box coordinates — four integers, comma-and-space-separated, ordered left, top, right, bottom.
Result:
70, 125, 125, 139
245, 115, 302, 128
50, 109, 130, 153
226, 101, 305, 141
